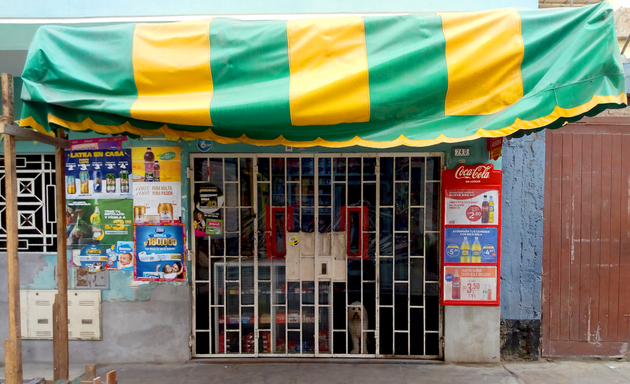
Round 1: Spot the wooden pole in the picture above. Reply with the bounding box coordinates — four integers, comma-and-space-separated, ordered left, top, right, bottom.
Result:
3, 73, 23, 384
54, 128, 69, 380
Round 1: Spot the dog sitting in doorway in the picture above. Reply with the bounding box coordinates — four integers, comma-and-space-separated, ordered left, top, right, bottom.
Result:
348, 301, 368, 354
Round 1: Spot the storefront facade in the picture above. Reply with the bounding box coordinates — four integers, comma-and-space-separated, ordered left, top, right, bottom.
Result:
1, 0, 627, 366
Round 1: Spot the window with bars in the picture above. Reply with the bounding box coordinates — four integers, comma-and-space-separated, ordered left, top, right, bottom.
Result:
0, 154, 58, 253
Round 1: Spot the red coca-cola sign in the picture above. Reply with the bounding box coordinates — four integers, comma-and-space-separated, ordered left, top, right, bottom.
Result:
443, 164, 501, 186
454, 165, 492, 180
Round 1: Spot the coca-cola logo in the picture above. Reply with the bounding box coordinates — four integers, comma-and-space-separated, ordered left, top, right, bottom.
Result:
454, 165, 492, 180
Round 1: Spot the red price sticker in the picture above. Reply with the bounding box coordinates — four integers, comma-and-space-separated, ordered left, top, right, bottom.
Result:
466, 205, 482, 222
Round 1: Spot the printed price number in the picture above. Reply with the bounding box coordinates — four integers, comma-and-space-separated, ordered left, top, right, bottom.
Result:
466, 205, 482, 221
466, 282, 480, 295
104, 220, 131, 230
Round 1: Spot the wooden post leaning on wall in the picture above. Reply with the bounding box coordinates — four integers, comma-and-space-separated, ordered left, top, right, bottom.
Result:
2, 73, 24, 384
54, 128, 69, 380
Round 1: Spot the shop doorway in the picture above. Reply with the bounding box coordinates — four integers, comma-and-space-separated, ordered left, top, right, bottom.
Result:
191, 154, 443, 358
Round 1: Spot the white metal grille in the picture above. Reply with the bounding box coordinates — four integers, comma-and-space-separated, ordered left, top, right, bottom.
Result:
191, 153, 443, 358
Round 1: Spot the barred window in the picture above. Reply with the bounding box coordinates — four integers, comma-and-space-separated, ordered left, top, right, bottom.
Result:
0, 154, 57, 253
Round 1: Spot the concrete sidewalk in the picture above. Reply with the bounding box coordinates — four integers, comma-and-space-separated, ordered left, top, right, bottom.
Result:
5, 359, 630, 384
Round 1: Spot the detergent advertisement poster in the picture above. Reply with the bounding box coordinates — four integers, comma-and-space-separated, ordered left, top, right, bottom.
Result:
134, 224, 186, 282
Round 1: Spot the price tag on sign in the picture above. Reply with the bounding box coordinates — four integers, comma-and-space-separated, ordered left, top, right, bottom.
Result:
466, 205, 482, 222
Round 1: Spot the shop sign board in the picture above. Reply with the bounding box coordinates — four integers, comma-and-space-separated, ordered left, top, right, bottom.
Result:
131, 147, 182, 224
134, 223, 186, 282
441, 164, 502, 306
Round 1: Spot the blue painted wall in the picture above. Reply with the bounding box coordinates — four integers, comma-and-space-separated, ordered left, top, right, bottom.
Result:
500, 132, 545, 321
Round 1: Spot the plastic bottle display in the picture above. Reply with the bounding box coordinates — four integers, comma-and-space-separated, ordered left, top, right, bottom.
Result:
460, 237, 470, 263
106, 173, 116, 193
481, 195, 489, 223
488, 196, 495, 223
90, 203, 104, 241
144, 148, 155, 182
66, 175, 76, 194
153, 160, 161, 182
93, 170, 103, 193
452, 270, 461, 299
120, 170, 129, 193
472, 237, 481, 263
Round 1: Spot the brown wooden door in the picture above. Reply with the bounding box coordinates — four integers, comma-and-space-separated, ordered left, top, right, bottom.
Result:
543, 119, 630, 356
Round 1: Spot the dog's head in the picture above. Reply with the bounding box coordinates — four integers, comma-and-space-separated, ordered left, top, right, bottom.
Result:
348, 301, 366, 320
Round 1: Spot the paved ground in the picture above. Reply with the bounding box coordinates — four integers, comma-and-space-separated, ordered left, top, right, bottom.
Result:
5, 359, 630, 383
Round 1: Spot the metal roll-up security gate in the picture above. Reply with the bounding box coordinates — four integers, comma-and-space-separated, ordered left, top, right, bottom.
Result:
191, 153, 443, 358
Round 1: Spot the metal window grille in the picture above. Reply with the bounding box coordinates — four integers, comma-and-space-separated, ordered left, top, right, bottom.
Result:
191, 154, 443, 358
0, 154, 57, 253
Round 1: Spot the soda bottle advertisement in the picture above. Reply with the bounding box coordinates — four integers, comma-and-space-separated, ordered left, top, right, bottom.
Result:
131, 147, 181, 182
134, 224, 186, 282
444, 189, 499, 226
65, 149, 132, 199
443, 266, 497, 301
131, 147, 182, 224
444, 228, 498, 264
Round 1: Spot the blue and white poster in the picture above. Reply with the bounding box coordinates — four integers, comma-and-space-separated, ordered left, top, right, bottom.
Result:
444, 228, 498, 264
134, 224, 186, 282
65, 149, 132, 199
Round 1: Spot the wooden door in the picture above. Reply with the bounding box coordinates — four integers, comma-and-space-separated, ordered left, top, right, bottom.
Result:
543, 118, 630, 356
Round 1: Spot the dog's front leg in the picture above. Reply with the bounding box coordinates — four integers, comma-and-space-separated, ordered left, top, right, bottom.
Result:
350, 333, 359, 354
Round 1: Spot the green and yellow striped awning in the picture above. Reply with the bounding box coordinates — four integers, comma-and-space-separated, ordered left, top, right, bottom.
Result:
19, 2, 626, 148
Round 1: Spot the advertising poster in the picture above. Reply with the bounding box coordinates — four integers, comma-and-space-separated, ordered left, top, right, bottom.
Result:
65, 149, 132, 200
131, 147, 181, 183
106, 241, 135, 271
131, 147, 181, 224
193, 183, 224, 237
444, 189, 499, 226
444, 228, 498, 264
443, 266, 497, 302
134, 224, 186, 282
66, 199, 134, 246
66, 199, 134, 270
70, 137, 126, 150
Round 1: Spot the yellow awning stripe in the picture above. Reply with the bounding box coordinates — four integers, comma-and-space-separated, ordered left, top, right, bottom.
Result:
287, 17, 371, 126
130, 20, 214, 126
440, 9, 525, 116
24, 93, 625, 149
